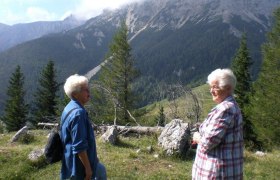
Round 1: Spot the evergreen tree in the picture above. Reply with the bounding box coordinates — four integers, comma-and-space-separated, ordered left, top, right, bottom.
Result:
231, 34, 252, 107
95, 22, 138, 125
231, 34, 259, 148
249, 8, 280, 149
2, 66, 28, 131
56, 94, 71, 115
156, 106, 166, 127
31, 60, 59, 126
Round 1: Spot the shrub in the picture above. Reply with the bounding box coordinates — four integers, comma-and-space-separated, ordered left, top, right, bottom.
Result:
18, 132, 35, 144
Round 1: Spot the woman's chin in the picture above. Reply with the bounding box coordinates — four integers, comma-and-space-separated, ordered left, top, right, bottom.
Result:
212, 97, 220, 104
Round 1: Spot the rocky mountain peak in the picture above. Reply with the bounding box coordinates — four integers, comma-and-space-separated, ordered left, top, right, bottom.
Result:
101, 0, 280, 35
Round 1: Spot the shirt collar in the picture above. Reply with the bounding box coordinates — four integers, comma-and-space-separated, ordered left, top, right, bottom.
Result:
70, 99, 84, 109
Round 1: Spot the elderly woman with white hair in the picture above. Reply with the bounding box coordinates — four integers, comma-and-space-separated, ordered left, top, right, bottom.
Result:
192, 69, 243, 180
60, 74, 106, 180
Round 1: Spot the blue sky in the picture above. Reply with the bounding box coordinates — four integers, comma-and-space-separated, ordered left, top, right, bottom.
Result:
0, 0, 142, 25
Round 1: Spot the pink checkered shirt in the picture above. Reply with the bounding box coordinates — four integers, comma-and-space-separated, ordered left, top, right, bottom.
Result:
192, 96, 243, 180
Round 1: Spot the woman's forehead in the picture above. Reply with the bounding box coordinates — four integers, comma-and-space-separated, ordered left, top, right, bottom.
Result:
209, 80, 219, 85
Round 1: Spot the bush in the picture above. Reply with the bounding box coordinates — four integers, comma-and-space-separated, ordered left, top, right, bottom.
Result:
18, 132, 35, 144
28, 155, 48, 169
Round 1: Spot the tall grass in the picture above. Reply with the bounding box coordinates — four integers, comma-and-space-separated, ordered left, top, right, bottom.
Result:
1, 130, 280, 179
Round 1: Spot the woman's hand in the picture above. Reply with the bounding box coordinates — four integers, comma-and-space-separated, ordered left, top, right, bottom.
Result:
192, 132, 201, 144
77, 151, 92, 180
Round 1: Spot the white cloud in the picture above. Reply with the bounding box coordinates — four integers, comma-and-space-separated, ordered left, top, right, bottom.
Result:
0, 0, 144, 25
26, 7, 57, 22
73, 0, 143, 20
3, 10, 23, 25
61, 11, 74, 20
1, 6, 57, 25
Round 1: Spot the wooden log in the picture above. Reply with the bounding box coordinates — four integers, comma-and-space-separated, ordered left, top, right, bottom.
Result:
37, 122, 165, 135
37, 123, 59, 127
98, 125, 164, 135
10, 126, 28, 143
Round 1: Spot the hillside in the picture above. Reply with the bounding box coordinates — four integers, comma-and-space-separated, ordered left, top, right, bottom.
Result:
134, 84, 215, 126
0, 0, 280, 112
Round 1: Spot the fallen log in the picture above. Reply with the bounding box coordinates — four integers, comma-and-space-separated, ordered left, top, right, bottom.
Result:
98, 125, 164, 135
37, 123, 59, 128
10, 126, 28, 143
37, 122, 165, 135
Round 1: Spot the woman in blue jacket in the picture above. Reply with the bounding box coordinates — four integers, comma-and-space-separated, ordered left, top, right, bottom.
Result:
61, 74, 106, 180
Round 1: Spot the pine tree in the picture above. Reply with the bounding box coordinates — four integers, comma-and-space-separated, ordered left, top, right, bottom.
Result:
231, 34, 252, 107
249, 8, 280, 149
95, 22, 138, 125
56, 94, 71, 116
31, 60, 59, 126
2, 66, 28, 131
156, 106, 166, 127
231, 34, 259, 148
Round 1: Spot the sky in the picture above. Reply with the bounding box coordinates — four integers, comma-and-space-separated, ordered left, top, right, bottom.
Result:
0, 0, 142, 25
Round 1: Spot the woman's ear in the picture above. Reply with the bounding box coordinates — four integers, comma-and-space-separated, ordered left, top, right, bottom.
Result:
225, 85, 233, 93
71, 92, 77, 99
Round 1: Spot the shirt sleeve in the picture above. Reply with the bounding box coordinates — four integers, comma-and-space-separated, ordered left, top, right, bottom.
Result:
70, 110, 89, 154
200, 106, 233, 153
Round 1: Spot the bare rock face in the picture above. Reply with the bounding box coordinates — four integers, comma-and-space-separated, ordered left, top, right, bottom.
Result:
10, 126, 28, 143
100, 125, 118, 145
158, 119, 190, 156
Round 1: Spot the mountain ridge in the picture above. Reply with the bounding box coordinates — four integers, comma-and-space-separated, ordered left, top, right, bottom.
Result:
0, 15, 84, 52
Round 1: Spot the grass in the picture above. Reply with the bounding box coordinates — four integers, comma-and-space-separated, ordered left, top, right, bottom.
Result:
0, 84, 278, 179
1, 130, 280, 180
137, 84, 215, 126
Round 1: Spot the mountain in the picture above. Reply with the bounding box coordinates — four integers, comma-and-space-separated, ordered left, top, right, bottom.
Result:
0, 15, 84, 52
0, 0, 279, 112
0, 23, 10, 33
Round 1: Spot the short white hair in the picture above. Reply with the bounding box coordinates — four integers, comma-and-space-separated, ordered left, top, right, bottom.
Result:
64, 74, 89, 99
207, 68, 236, 91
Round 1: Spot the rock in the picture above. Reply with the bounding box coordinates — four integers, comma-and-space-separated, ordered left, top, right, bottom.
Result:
153, 154, 159, 158
100, 125, 118, 145
255, 151, 267, 157
10, 126, 28, 143
28, 148, 45, 161
136, 149, 141, 153
158, 119, 190, 156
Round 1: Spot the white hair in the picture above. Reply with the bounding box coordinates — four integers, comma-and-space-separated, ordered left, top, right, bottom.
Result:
207, 68, 236, 92
64, 74, 89, 99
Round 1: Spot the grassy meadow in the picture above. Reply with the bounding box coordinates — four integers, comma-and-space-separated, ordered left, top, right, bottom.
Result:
0, 129, 280, 180
136, 84, 215, 126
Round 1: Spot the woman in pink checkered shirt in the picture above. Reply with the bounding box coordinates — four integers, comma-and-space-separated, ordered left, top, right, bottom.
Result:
192, 68, 243, 180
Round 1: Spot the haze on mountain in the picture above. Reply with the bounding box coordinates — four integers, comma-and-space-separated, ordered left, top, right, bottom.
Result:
0, 0, 279, 113
0, 15, 84, 52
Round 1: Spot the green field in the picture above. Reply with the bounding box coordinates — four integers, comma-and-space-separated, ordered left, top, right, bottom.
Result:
0, 130, 280, 180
